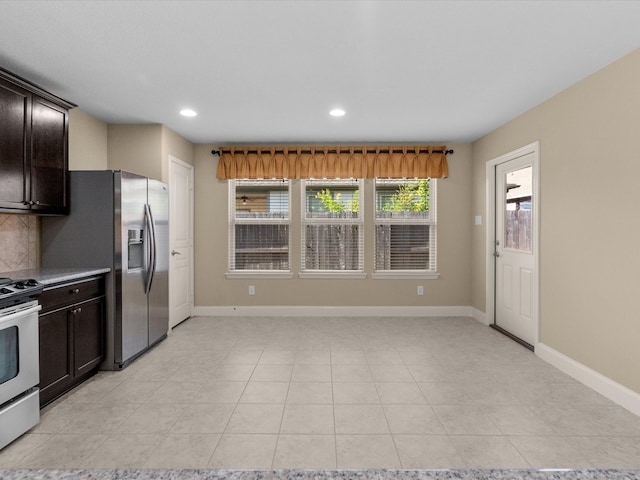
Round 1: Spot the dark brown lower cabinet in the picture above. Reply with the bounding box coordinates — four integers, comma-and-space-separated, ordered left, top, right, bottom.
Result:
38, 276, 105, 407
39, 308, 72, 402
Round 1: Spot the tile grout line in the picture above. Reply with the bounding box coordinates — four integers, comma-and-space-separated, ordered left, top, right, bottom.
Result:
380, 347, 407, 468
330, 349, 338, 469
269, 351, 295, 469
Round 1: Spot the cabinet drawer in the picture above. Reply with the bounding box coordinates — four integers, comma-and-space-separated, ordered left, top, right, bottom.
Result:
40, 277, 104, 313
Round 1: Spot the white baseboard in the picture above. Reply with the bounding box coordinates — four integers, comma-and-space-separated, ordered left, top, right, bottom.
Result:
536, 343, 640, 417
193, 305, 476, 318
470, 307, 488, 325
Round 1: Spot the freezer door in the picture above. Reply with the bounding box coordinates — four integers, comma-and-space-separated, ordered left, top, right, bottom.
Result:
117, 171, 150, 363
147, 179, 169, 345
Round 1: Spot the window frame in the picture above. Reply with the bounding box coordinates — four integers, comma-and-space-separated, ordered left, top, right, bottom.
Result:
299, 178, 366, 278
225, 177, 439, 280
371, 177, 439, 280
226, 179, 294, 279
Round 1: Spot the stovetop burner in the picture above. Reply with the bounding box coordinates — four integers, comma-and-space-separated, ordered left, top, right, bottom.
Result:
0, 278, 43, 309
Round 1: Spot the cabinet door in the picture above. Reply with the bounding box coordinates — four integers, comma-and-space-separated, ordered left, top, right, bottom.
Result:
73, 297, 105, 377
0, 77, 31, 211
39, 308, 72, 407
30, 96, 69, 214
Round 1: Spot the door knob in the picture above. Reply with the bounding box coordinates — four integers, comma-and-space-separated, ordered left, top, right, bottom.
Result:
171, 250, 181, 256
493, 251, 501, 257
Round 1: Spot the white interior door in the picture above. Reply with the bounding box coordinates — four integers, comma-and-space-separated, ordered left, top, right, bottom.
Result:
494, 152, 537, 346
169, 156, 194, 329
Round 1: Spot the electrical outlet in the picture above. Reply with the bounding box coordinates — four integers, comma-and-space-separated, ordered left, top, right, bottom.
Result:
248, 285, 255, 295
417, 285, 424, 296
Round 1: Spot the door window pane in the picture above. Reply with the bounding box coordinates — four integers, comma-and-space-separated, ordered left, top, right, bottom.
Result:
504, 166, 532, 251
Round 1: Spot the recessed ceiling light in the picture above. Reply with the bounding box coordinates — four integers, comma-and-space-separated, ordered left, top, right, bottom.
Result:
329, 108, 345, 117
180, 109, 197, 117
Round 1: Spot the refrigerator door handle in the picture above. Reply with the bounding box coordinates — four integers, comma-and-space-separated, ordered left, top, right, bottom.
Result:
150, 204, 158, 291
144, 203, 157, 294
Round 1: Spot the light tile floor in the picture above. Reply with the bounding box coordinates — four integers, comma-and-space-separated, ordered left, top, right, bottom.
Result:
2, 315, 640, 469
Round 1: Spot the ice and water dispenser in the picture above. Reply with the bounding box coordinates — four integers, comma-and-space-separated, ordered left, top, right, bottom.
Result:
128, 229, 144, 270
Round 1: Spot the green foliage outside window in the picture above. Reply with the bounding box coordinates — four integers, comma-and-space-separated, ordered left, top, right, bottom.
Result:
380, 179, 430, 212
314, 179, 429, 213
315, 189, 359, 213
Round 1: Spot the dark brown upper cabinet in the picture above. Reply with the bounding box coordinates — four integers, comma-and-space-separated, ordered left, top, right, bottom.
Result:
0, 68, 75, 215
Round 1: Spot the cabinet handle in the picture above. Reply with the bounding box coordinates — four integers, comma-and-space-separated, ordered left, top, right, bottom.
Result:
71, 307, 82, 315
71, 288, 80, 294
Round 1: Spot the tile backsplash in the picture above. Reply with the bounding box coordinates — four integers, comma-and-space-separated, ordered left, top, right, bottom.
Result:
0, 214, 39, 273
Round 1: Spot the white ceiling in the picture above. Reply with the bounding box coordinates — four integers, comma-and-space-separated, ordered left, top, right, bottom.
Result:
1, 1, 639, 145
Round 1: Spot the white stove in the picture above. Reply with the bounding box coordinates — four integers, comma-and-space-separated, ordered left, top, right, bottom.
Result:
0, 277, 43, 308
0, 277, 42, 450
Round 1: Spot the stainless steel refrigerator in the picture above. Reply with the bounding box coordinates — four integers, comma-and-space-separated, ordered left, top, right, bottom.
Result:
41, 170, 169, 370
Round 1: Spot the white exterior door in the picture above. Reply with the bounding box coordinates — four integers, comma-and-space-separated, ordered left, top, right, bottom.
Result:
169, 156, 194, 329
494, 152, 537, 346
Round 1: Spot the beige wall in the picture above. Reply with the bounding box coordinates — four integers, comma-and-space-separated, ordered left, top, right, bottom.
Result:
107, 124, 194, 182
69, 109, 108, 170
107, 124, 164, 180
162, 125, 195, 177
194, 143, 473, 308
471, 48, 640, 393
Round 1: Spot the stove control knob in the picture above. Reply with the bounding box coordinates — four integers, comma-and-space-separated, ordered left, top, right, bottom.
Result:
25, 279, 39, 286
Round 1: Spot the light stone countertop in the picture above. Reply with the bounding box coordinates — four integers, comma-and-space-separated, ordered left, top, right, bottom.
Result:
0, 267, 110, 286
0, 470, 639, 480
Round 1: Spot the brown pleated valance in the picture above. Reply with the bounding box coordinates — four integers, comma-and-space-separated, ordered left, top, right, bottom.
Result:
215, 146, 450, 179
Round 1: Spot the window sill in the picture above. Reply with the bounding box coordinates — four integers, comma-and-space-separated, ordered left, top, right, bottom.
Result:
226, 271, 294, 279
299, 271, 368, 279
371, 271, 440, 280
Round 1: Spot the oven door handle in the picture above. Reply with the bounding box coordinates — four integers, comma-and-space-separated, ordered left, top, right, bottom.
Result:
0, 303, 41, 326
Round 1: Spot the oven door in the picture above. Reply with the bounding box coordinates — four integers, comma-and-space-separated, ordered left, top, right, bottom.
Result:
0, 301, 41, 406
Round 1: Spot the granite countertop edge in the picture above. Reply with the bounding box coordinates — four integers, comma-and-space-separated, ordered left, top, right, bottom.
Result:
0, 470, 638, 480
0, 267, 111, 286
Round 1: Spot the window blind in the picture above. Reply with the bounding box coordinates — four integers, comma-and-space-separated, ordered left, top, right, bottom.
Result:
229, 179, 290, 271
374, 178, 437, 272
